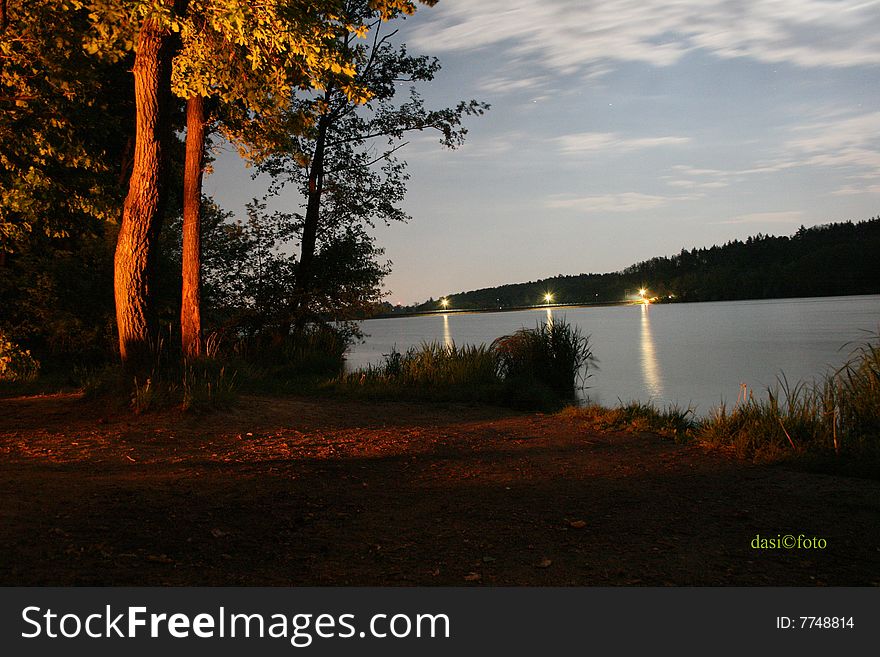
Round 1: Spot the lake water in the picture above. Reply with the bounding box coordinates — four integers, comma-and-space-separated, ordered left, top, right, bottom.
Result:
346, 295, 880, 412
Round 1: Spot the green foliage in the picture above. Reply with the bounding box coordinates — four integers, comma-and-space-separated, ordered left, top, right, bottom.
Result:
160, 198, 389, 337
0, 333, 40, 382
1, 0, 134, 249
0, 227, 118, 367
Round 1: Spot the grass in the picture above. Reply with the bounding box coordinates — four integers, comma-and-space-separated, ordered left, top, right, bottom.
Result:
332, 318, 596, 410
493, 319, 596, 401
330, 341, 506, 404
697, 336, 880, 461
561, 402, 697, 442
82, 358, 237, 413
561, 333, 880, 469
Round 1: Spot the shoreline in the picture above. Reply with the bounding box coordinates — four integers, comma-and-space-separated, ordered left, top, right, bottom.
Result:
370, 292, 880, 319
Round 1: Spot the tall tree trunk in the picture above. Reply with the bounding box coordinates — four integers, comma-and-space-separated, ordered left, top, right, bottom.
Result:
291, 112, 329, 333
181, 94, 206, 358
114, 18, 172, 372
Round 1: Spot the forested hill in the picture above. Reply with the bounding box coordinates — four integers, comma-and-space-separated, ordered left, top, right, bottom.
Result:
411, 218, 880, 311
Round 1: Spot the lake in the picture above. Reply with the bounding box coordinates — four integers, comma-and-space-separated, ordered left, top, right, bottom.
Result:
346, 295, 880, 412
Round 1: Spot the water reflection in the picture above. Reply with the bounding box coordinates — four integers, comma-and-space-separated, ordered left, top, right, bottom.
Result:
640, 304, 664, 400
442, 313, 453, 348
546, 307, 554, 326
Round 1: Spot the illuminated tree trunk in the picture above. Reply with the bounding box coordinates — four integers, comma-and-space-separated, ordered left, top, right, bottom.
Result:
181, 94, 206, 358
114, 18, 172, 371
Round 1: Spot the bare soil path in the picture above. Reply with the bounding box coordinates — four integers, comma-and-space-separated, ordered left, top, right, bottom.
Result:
1, 393, 877, 585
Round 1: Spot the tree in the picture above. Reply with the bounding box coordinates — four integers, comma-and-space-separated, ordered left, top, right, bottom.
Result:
113, 6, 176, 372
170, 1, 439, 357
258, 0, 488, 331
164, 198, 388, 339
60, 1, 421, 370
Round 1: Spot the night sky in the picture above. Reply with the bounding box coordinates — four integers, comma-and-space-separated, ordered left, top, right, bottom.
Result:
205, 0, 880, 305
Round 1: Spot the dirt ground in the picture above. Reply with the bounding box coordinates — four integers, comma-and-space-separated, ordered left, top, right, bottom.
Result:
1, 392, 878, 586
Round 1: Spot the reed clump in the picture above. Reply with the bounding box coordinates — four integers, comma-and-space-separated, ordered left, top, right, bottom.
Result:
698, 335, 880, 460
335, 318, 596, 409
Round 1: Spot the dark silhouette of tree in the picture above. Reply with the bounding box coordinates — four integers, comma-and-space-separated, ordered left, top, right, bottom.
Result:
257, 0, 488, 333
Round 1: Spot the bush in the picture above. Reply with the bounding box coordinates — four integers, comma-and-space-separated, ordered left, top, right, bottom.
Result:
83, 357, 237, 413
0, 334, 40, 382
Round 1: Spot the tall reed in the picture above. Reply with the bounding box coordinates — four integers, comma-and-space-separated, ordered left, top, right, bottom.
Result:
697, 334, 880, 459
492, 318, 596, 399
336, 318, 595, 409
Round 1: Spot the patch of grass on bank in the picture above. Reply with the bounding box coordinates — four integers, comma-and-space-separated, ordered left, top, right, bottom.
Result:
329, 341, 508, 405
79, 324, 353, 411
493, 319, 596, 403
227, 324, 349, 394
82, 358, 237, 413
561, 402, 697, 442
562, 333, 880, 471
698, 336, 880, 461
332, 319, 595, 410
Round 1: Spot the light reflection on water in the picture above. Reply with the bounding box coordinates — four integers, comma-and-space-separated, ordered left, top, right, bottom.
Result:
640, 303, 664, 401
347, 295, 880, 411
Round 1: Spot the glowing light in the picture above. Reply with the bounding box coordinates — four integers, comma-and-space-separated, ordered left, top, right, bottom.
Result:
638, 288, 647, 297
544, 292, 553, 304
440, 298, 449, 308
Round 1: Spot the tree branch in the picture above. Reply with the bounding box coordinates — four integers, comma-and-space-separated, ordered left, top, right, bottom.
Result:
327, 141, 408, 175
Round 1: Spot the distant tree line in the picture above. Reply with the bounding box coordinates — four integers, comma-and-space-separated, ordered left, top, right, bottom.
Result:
406, 218, 880, 312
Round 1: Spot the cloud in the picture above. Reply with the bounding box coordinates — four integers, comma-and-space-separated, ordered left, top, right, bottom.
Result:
555, 132, 690, 155
546, 192, 698, 213
718, 211, 805, 225
663, 110, 880, 190
476, 75, 546, 95
832, 184, 880, 196
666, 179, 730, 190
410, 0, 880, 73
